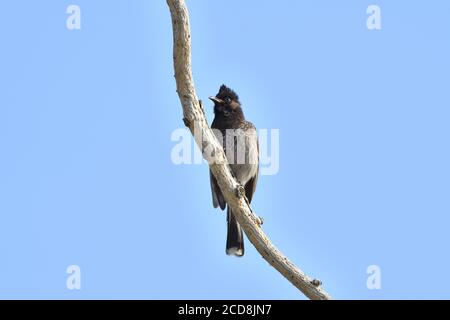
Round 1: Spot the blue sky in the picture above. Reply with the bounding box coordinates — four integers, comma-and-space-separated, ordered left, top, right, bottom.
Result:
1, 1, 449, 299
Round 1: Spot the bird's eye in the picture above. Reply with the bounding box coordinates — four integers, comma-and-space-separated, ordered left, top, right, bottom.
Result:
225, 97, 231, 103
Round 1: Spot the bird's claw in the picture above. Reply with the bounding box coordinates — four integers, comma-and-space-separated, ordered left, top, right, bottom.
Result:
236, 185, 245, 198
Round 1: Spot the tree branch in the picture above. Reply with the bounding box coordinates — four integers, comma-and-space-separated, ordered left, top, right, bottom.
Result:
167, 0, 332, 300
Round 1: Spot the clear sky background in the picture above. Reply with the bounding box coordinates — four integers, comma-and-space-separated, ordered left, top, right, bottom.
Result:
1, 1, 449, 299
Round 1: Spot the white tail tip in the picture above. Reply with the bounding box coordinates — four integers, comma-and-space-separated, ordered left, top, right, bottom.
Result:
226, 247, 244, 257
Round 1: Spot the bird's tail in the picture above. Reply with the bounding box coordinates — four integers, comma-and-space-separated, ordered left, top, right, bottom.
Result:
226, 207, 244, 257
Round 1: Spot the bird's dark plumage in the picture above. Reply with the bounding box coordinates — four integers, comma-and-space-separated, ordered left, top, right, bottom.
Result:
209, 85, 259, 257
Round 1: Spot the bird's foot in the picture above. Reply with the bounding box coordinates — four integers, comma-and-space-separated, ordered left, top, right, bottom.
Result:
235, 184, 245, 198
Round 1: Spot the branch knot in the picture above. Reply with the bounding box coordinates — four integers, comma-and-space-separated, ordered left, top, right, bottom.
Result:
311, 279, 322, 287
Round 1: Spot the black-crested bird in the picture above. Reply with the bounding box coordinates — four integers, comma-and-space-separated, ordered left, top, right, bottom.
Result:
209, 85, 259, 257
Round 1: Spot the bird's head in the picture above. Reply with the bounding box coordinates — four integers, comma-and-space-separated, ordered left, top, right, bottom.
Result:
209, 85, 242, 118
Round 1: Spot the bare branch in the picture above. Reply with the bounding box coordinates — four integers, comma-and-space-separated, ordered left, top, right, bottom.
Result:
167, 0, 332, 300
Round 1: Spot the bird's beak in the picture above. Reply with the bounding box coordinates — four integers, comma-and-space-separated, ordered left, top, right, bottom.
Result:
209, 96, 224, 105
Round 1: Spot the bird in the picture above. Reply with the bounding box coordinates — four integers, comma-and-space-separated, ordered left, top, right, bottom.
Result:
209, 85, 259, 257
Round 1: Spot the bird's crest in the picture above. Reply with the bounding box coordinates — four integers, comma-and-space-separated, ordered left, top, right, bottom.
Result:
217, 84, 239, 102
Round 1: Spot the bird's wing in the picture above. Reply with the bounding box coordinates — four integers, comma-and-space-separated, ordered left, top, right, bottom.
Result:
245, 164, 259, 204
210, 170, 226, 210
